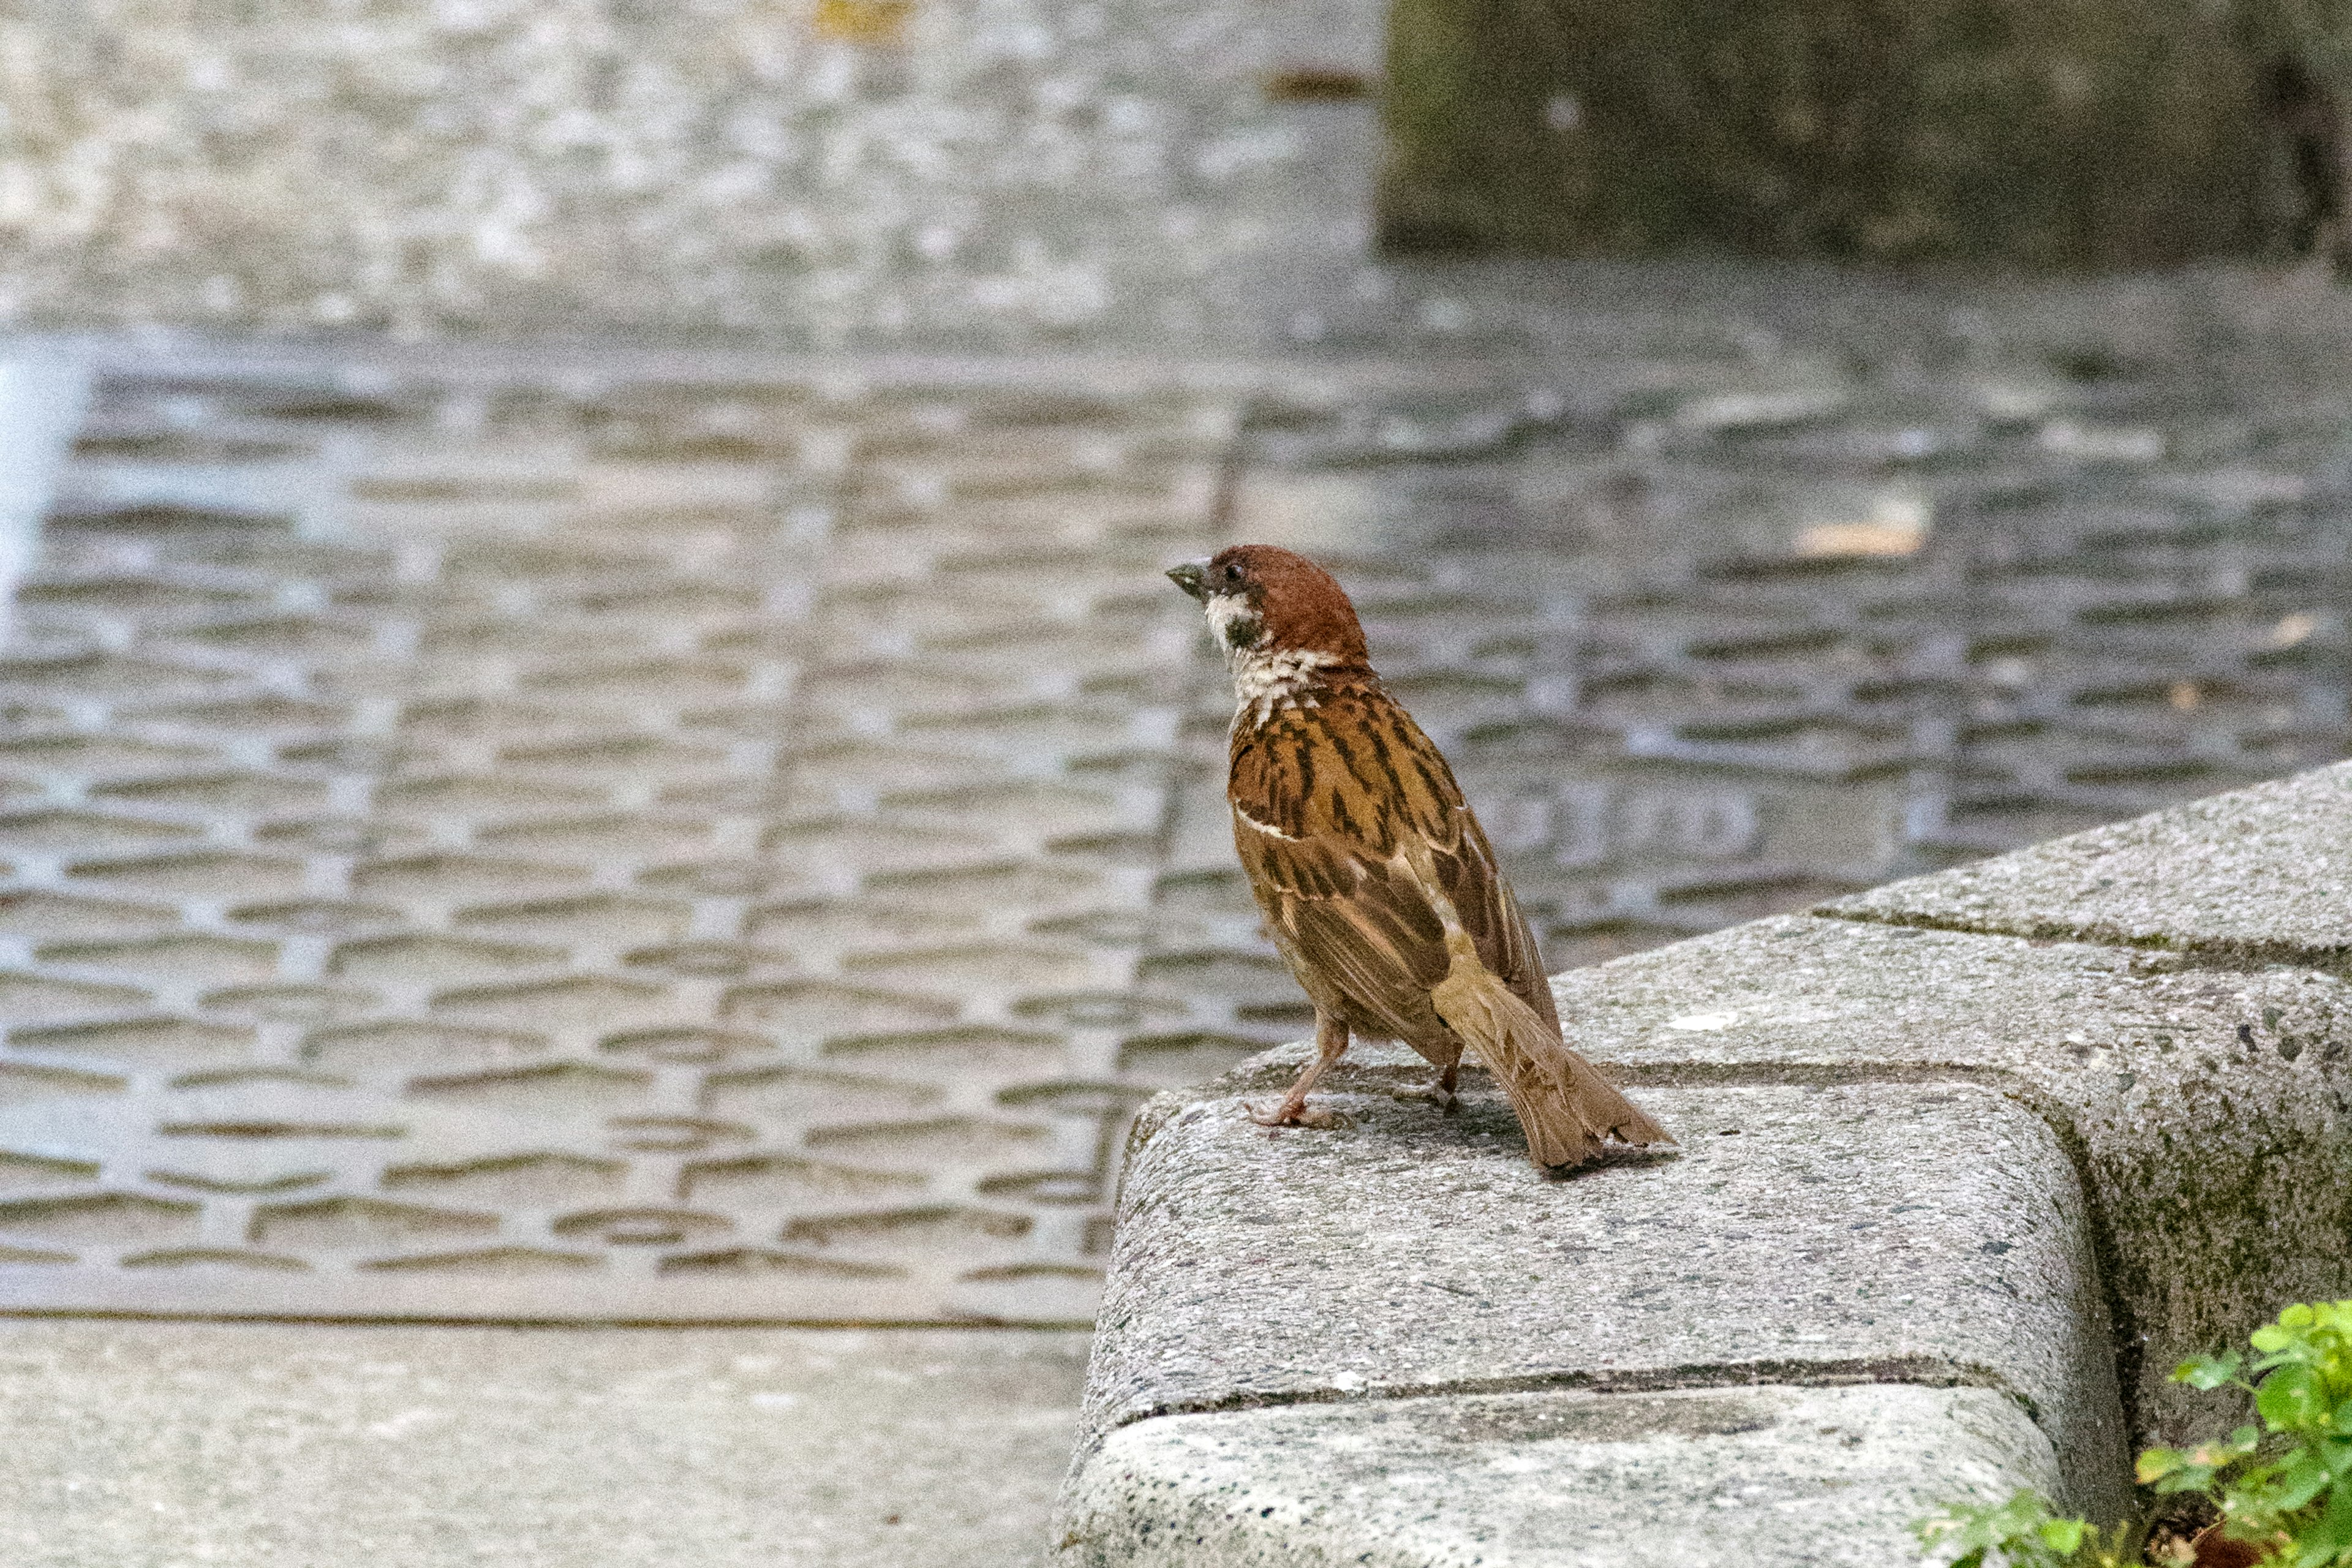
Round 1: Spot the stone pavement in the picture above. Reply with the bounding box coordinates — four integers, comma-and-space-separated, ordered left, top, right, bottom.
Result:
0, 347, 1242, 1325
0, 1320, 1089, 1567
0, 281, 2349, 1553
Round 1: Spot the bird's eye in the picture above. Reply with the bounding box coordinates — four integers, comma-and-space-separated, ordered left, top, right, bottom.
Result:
1221, 563, 1242, 584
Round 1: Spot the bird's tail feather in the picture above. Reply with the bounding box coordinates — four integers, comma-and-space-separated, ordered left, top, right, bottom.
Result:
1429, 933, 1672, 1169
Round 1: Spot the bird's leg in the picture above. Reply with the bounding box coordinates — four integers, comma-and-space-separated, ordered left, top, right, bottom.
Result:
1397, 1050, 1460, 1113
1251, 1012, 1349, 1129
1428, 1057, 1460, 1114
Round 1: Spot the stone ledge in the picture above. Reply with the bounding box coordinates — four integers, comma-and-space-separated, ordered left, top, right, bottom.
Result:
1082, 1074, 2125, 1518
1537, 912, 2352, 1444
1818, 760, 2352, 965
1059, 1384, 2061, 1568
1058, 766, 2352, 1564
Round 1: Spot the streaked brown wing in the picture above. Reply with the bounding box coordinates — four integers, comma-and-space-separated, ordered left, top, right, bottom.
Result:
1431, 807, 1560, 1028
1231, 813, 1447, 1041
1229, 681, 1557, 1034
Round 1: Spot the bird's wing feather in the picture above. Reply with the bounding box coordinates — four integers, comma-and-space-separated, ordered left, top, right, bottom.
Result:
1229, 683, 1555, 1033
1432, 813, 1559, 1028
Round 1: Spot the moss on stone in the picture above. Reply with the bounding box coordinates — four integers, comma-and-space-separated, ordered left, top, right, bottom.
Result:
1380, 0, 2350, 266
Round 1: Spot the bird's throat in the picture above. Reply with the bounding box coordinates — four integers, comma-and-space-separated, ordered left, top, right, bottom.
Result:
1227, 644, 1341, 724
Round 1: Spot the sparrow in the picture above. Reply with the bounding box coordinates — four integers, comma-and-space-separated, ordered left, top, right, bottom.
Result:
1168, 544, 1672, 1170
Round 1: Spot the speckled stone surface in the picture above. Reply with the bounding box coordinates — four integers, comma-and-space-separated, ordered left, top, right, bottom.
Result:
1537, 914, 2352, 1446
0, 1321, 1088, 1567
1058, 1384, 2062, 1567
0, 0, 1382, 347
1819, 760, 2352, 964
1079, 1069, 2129, 1520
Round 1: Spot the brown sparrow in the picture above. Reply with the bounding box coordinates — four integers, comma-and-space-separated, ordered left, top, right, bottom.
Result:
1169, 545, 1672, 1169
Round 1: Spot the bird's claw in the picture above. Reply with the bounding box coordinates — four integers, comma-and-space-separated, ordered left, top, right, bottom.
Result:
1392, 1080, 1458, 1114
1249, 1101, 1347, 1129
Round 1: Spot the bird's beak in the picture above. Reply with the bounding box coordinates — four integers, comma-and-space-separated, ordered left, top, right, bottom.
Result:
1166, 560, 1210, 601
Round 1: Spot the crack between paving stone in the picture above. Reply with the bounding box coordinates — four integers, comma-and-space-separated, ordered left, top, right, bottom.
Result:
0, 1306, 1099, 1331
1814, 903, 2352, 980
1101, 1352, 2044, 1442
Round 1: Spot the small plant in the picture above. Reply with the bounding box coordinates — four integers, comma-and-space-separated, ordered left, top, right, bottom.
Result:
1918, 1300, 2352, 1567
2142, 1299, 2352, 1565
1915, 1490, 2139, 1567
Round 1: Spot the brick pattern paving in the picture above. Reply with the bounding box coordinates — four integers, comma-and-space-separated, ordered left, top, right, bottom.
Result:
0, 363, 1226, 1322
0, 319, 2343, 1324
1178, 342, 2352, 976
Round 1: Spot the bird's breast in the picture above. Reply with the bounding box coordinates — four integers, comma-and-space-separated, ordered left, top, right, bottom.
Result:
1226, 647, 1341, 725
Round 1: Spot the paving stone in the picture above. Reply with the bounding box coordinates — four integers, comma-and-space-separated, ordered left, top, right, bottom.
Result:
1820, 759, 2352, 964
1535, 912, 2352, 1445
1057, 1383, 2062, 1567
0, 1321, 1087, 1568
1082, 1069, 2130, 1518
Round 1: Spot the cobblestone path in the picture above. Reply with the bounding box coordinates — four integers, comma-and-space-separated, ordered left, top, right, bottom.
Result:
0, 295, 2345, 1322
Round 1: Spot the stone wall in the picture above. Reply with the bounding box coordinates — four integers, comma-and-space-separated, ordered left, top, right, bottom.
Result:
1380, 0, 2347, 265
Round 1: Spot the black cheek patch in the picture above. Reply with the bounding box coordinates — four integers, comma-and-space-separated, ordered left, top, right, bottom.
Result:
1223, 613, 1265, 650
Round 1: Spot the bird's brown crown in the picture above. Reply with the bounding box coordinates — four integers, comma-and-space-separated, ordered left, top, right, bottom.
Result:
1201, 545, 1370, 665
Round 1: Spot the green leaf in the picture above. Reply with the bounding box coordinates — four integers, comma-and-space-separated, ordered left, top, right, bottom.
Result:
1914, 1491, 2091, 1567
2275, 1450, 2334, 1510
2037, 1518, 2087, 1551
2291, 1468, 2352, 1567
2295, 1515, 2352, 1564
2264, 1366, 2331, 1431
2182, 1352, 2247, 1390
2138, 1448, 2186, 1485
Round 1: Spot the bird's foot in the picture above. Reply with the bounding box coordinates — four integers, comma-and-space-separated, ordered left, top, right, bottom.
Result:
1249, 1099, 1346, 1129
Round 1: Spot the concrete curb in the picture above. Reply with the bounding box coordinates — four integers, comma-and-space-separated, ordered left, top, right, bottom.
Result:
1055, 761, 2352, 1564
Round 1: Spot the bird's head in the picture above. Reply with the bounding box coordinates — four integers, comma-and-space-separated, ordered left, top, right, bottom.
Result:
1166, 545, 1369, 668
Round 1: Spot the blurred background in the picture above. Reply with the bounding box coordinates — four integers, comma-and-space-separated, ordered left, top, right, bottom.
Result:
1, 2, 2351, 1562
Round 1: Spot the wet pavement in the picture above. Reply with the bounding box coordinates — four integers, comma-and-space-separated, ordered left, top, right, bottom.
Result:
1216, 268, 2352, 973
0, 350, 1226, 1323
0, 289, 2342, 1326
